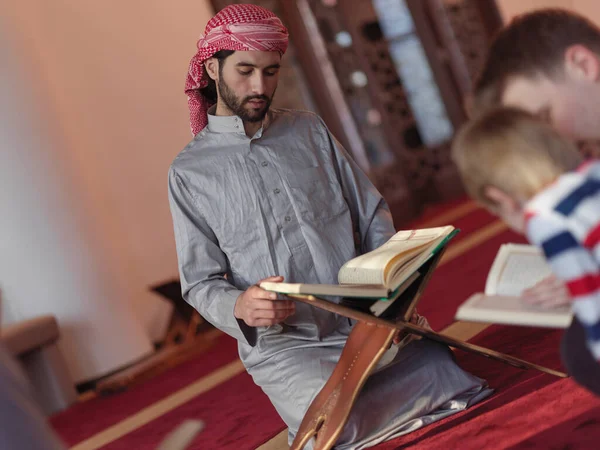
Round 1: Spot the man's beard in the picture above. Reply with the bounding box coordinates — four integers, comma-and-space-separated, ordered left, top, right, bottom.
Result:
218, 77, 274, 123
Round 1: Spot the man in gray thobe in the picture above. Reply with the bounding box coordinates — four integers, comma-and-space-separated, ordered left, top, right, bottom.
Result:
169, 5, 491, 449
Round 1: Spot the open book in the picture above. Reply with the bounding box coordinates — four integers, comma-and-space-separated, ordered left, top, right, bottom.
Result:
369, 271, 420, 316
260, 226, 458, 299
455, 243, 573, 328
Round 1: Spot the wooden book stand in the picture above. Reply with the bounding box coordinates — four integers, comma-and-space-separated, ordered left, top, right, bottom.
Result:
289, 249, 567, 450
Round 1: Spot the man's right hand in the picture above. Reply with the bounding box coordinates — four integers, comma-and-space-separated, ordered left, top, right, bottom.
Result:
234, 276, 296, 327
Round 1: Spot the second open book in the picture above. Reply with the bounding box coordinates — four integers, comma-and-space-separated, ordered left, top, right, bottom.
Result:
455, 243, 573, 328
260, 226, 457, 300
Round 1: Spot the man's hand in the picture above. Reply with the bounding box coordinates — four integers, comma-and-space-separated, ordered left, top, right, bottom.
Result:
522, 274, 571, 308
234, 276, 296, 327
392, 309, 421, 345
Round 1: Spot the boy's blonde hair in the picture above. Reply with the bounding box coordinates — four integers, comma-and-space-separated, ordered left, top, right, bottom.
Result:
451, 107, 583, 209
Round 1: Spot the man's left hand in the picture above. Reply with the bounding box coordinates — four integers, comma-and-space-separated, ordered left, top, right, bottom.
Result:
392, 310, 420, 345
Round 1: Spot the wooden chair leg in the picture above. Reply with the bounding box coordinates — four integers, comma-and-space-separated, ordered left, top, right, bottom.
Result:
185, 311, 204, 342
290, 321, 397, 450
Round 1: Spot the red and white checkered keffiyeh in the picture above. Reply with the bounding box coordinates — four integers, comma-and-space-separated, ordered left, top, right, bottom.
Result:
185, 4, 289, 135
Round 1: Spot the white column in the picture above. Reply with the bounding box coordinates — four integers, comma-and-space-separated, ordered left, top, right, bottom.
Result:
0, 28, 154, 383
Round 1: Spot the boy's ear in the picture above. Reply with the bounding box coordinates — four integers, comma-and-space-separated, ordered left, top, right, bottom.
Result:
484, 186, 520, 211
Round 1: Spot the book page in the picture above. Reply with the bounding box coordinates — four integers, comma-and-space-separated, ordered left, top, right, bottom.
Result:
336, 266, 387, 286
456, 293, 572, 328
260, 281, 388, 298
388, 227, 453, 243
385, 252, 422, 282
385, 234, 450, 288
338, 226, 453, 286
485, 244, 552, 296
338, 240, 430, 284
369, 271, 420, 316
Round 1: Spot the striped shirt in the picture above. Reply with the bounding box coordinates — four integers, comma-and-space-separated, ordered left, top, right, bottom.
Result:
525, 160, 600, 361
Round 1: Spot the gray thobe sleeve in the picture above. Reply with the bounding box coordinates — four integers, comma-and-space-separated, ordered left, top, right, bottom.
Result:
319, 118, 396, 253
168, 168, 256, 346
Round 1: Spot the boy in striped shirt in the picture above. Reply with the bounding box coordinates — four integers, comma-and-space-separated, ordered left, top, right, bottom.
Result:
452, 106, 600, 394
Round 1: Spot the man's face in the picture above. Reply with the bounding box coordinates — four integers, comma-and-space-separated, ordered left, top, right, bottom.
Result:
501, 47, 600, 140
215, 51, 281, 123
501, 75, 600, 140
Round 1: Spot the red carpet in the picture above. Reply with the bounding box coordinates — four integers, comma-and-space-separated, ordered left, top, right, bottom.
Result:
49, 335, 245, 446
415, 202, 528, 330
49, 198, 600, 449
406, 196, 479, 228
375, 325, 600, 449
421, 229, 527, 330
50, 332, 287, 450
100, 371, 283, 450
